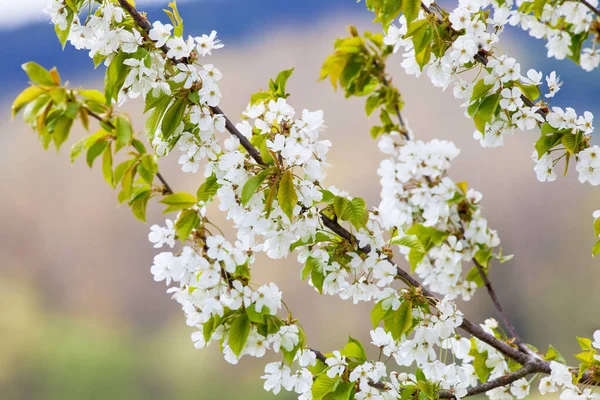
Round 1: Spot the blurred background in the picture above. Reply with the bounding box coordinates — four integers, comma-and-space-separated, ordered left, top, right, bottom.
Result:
1, 1, 599, 399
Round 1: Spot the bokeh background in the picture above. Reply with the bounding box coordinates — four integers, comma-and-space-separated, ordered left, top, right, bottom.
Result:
1, 1, 599, 399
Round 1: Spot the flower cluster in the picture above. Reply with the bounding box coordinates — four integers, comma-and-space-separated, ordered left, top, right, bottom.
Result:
383, 0, 596, 184
212, 98, 330, 259
44, 0, 228, 174
378, 134, 500, 300
149, 215, 301, 364
508, 0, 600, 71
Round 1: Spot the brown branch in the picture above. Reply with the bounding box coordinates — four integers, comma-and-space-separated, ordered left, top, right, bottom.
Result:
439, 361, 544, 398
580, 0, 600, 17
473, 260, 519, 340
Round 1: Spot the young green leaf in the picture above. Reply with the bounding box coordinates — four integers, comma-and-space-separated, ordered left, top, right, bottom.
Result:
390, 300, 413, 340
22, 62, 57, 87
161, 97, 187, 139
160, 192, 198, 213
86, 140, 109, 168
242, 169, 271, 206
11, 86, 45, 118
175, 209, 201, 240
197, 174, 221, 203
228, 313, 251, 357
278, 170, 297, 221
115, 116, 133, 147
130, 189, 153, 222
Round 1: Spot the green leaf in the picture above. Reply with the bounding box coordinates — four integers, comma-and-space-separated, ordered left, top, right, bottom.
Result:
22, 62, 57, 86
593, 240, 600, 258
465, 265, 485, 288
412, 24, 433, 55
86, 140, 109, 167
544, 345, 566, 363
270, 68, 295, 98
265, 179, 279, 217
114, 159, 136, 186
593, 218, 600, 237
469, 341, 494, 383
145, 95, 172, 138
471, 79, 494, 102
417, 380, 436, 400
245, 304, 266, 324
78, 89, 107, 105
55, 21, 73, 49
175, 209, 201, 240
290, 232, 332, 252
347, 198, 369, 229
164, 1, 184, 37
333, 196, 369, 229
404, 224, 448, 271
389, 234, 425, 252
474, 93, 500, 133
390, 300, 413, 340
228, 313, 251, 357
115, 116, 133, 148
415, 43, 432, 70
312, 374, 340, 400
69, 137, 87, 163
102, 143, 114, 187
474, 247, 493, 268
568, 32, 587, 65
197, 174, 221, 203
105, 52, 128, 103
340, 57, 363, 89
341, 337, 367, 362
517, 82, 541, 102
403, 0, 420, 24
311, 265, 325, 294
11, 86, 46, 118
161, 97, 187, 139
577, 337, 592, 351
333, 196, 351, 219
242, 169, 271, 206
366, 0, 404, 29
532, 0, 546, 17
535, 132, 564, 159
408, 249, 426, 272
130, 189, 152, 222
278, 170, 297, 221
53, 115, 73, 150
562, 133, 579, 154
371, 301, 391, 329
301, 257, 320, 282
160, 192, 198, 213
324, 381, 354, 400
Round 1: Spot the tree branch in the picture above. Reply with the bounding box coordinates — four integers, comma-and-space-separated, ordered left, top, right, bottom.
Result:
116, 0, 598, 392
580, 0, 600, 17
473, 260, 519, 338
438, 361, 543, 398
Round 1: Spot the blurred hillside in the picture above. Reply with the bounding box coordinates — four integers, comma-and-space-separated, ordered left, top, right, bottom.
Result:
1, 2, 600, 399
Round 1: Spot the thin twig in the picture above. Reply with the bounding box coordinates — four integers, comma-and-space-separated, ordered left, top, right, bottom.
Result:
473, 260, 519, 340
